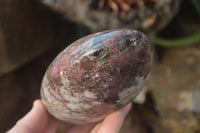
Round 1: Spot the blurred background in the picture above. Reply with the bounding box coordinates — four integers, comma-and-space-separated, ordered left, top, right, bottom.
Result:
0, 0, 200, 132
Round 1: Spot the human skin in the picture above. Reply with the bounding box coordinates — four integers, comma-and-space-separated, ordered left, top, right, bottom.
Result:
8, 100, 131, 133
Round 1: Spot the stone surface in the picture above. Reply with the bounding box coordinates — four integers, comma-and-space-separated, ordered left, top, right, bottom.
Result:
0, 0, 75, 76
120, 92, 171, 133
39, 0, 180, 34
147, 46, 200, 133
41, 29, 153, 124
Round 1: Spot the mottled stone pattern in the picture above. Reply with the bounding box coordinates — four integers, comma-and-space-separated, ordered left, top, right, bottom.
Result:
41, 29, 152, 124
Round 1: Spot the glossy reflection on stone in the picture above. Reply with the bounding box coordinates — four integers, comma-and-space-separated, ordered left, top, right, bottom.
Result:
41, 29, 153, 124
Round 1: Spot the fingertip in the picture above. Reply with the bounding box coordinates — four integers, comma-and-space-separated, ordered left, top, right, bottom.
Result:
97, 103, 132, 133
33, 99, 41, 106
37, 99, 60, 133
33, 99, 45, 111
119, 103, 132, 117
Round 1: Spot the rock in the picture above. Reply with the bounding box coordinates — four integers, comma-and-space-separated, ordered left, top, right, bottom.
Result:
120, 92, 171, 133
41, 29, 153, 124
147, 45, 200, 133
39, 0, 180, 34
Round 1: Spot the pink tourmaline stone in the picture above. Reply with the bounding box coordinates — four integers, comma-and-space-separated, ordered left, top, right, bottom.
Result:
41, 29, 153, 124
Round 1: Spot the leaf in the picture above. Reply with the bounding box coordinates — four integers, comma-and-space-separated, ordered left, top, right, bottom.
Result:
150, 31, 200, 48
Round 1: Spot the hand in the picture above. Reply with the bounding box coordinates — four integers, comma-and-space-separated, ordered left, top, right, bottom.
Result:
8, 100, 131, 133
